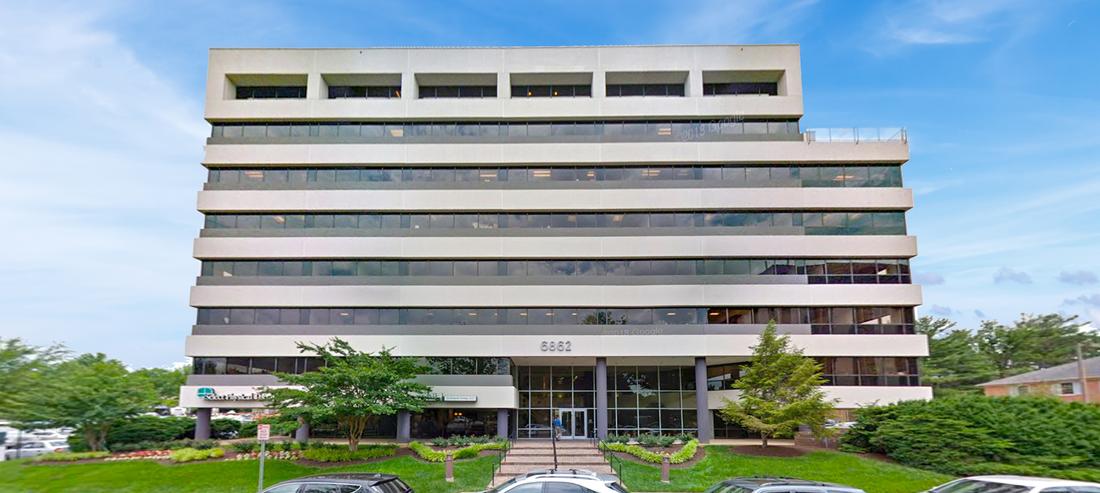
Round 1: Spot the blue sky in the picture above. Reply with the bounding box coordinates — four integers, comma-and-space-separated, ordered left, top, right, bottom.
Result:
1, 0, 1098, 368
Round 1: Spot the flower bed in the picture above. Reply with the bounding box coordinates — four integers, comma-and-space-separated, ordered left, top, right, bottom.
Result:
33, 451, 110, 462
105, 450, 173, 461
169, 447, 225, 463
410, 439, 508, 463
229, 450, 303, 461
599, 439, 699, 464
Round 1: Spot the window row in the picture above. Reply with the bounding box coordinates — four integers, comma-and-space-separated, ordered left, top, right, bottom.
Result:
192, 356, 513, 376
511, 85, 591, 98
201, 258, 912, 284
208, 165, 902, 188
418, 85, 497, 98
328, 85, 401, 99
605, 84, 685, 97
706, 357, 921, 389
209, 119, 801, 140
196, 306, 916, 333
203, 211, 908, 235
703, 82, 778, 96
234, 86, 307, 100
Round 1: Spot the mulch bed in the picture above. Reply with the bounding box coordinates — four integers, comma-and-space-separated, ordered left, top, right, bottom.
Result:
729, 445, 807, 457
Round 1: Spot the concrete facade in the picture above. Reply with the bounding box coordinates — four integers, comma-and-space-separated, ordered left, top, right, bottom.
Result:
180, 45, 929, 441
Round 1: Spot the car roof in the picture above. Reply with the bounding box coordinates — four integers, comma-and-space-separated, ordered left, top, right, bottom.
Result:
519, 469, 617, 482
723, 477, 857, 490
277, 473, 403, 486
964, 476, 1100, 488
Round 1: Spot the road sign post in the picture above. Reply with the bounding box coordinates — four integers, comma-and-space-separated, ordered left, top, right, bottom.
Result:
256, 424, 270, 493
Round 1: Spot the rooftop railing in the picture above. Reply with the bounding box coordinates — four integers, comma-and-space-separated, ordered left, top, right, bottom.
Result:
805, 128, 907, 144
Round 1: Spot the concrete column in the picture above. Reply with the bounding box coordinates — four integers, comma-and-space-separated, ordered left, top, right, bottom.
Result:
694, 357, 712, 443
595, 357, 609, 439
194, 408, 212, 441
496, 409, 510, 439
295, 417, 310, 443
396, 411, 411, 443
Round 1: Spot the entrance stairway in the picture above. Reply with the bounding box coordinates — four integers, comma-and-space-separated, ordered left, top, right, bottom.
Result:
493, 440, 613, 485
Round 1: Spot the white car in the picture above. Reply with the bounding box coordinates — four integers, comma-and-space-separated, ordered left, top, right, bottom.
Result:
4, 440, 69, 460
484, 469, 627, 493
926, 476, 1100, 493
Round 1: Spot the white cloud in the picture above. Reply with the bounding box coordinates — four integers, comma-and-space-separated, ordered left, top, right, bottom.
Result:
993, 267, 1033, 285
914, 272, 945, 285
0, 2, 204, 367
1059, 270, 1099, 286
866, 0, 1040, 53
659, 0, 818, 43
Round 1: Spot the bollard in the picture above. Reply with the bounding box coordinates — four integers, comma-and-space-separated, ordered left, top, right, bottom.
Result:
445, 453, 454, 483
661, 456, 670, 483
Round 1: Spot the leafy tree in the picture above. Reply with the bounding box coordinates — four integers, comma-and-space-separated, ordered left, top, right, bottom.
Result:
262, 338, 433, 451
916, 317, 997, 396
719, 323, 835, 447
132, 366, 188, 406
976, 314, 1100, 378
0, 338, 65, 419
18, 353, 158, 451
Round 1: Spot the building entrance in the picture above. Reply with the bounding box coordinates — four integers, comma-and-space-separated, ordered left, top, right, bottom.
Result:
558, 408, 589, 439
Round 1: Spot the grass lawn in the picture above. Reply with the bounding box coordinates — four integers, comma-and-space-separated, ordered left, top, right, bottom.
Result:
613, 446, 953, 493
0, 455, 496, 493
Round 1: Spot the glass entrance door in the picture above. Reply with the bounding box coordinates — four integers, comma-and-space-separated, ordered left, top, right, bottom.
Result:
558, 408, 588, 439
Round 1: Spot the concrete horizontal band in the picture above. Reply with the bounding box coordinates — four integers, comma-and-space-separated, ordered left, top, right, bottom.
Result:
183, 333, 929, 358
709, 386, 932, 409
193, 235, 919, 259
189, 284, 922, 307
191, 323, 814, 337
196, 187, 913, 213
179, 384, 517, 409
203, 141, 908, 166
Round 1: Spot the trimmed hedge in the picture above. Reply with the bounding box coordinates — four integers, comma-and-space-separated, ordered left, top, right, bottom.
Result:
409, 440, 507, 462
409, 441, 446, 462
599, 439, 699, 464
169, 447, 225, 463
33, 451, 110, 462
301, 444, 397, 462
841, 395, 1100, 479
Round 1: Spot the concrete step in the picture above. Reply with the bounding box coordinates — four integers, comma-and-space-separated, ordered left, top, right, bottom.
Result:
506, 456, 608, 465
497, 464, 614, 475
511, 441, 598, 449
508, 448, 602, 456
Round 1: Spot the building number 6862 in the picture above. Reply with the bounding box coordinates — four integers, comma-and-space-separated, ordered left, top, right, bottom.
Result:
540, 341, 571, 352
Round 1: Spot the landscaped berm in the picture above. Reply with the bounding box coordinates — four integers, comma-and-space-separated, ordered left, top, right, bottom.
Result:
0, 443, 952, 493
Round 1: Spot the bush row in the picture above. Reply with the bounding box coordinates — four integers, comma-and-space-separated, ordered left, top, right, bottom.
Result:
409, 441, 446, 462
301, 444, 397, 462
33, 451, 110, 462
410, 440, 507, 462
840, 395, 1100, 479
169, 447, 225, 463
109, 439, 218, 453
599, 439, 699, 464
603, 433, 694, 447
427, 435, 499, 447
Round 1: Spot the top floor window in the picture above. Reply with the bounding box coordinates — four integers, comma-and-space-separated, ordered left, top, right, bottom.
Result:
703, 82, 778, 96
606, 84, 685, 97
511, 85, 591, 98
235, 86, 306, 99
328, 86, 401, 99
419, 85, 497, 99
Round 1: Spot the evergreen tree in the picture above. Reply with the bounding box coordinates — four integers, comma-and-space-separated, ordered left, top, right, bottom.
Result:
719, 323, 834, 447
916, 317, 997, 396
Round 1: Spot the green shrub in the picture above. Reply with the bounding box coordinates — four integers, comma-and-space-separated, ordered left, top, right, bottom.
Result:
669, 439, 699, 464
673, 432, 695, 443
106, 416, 193, 448
604, 433, 631, 444
429, 437, 449, 447
599, 439, 699, 464
109, 438, 216, 453
210, 419, 242, 439
841, 395, 1100, 476
231, 441, 257, 453
409, 441, 446, 462
169, 447, 225, 463
301, 444, 396, 462
452, 441, 508, 460
33, 451, 110, 462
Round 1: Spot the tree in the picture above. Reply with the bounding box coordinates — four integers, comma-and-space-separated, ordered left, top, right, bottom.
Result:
132, 366, 188, 406
262, 338, 433, 451
719, 323, 834, 447
916, 317, 997, 396
976, 314, 1100, 378
19, 353, 158, 451
0, 338, 65, 419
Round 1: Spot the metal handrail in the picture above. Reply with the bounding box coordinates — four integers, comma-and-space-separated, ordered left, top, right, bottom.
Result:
489, 438, 513, 487
804, 127, 907, 144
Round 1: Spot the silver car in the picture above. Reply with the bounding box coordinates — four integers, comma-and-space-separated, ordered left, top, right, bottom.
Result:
4, 440, 70, 460
484, 469, 628, 493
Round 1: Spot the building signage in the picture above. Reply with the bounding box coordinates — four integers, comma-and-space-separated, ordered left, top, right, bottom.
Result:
196, 387, 263, 402
428, 393, 478, 403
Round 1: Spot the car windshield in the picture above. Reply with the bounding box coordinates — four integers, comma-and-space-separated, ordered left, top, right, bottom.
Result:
703, 484, 752, 493
486, 477, 521, 493
933, 480, 1031, 493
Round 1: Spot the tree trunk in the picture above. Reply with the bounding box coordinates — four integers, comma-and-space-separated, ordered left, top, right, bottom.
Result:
98, 427, 109, 452
344, 415, 366, 452
84, 428, 100, 452
760, 432, 769, 448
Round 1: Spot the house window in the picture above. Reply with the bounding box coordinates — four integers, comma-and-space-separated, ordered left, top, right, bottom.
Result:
1058, 382, 1078, 395
1015, 386, 1030, 396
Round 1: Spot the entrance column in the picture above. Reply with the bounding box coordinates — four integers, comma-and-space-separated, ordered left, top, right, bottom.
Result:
295, 416, 310, 443
694, 357, 712, 443
194, 408, 212, 440
496, 409, 509, 439
396, 411, 411, 443
595, 357, 609, 439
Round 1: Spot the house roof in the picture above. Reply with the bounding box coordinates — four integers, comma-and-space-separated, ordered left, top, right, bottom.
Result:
979, 356, 1100, 386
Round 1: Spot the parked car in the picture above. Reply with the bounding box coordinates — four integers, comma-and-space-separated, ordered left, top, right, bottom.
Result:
484, 469, 628, 493
924, 476, 1100, 493
702, 477, 865, 493
263, 473, 413, 493
4, 440, 70, 460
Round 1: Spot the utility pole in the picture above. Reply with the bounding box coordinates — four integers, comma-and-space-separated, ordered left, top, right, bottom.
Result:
1078, 343, 1091, 404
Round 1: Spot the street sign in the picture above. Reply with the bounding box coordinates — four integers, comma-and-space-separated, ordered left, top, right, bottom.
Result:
256, 424, 271, 493
257, 424, 270, 442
